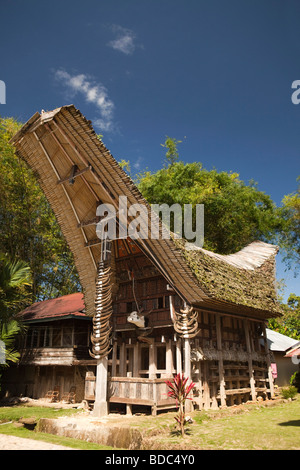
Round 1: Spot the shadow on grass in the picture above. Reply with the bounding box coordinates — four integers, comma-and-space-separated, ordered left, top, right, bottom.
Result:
169, 426, 193, 437
278, 420, 300, 427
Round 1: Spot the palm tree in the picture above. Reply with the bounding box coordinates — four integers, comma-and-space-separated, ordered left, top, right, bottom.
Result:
0, 253, 32, 370
0, 320, 23, 365
0, 254, 32, 317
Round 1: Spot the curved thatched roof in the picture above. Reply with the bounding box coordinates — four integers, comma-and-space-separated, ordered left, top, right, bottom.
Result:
10, 105, 282, 320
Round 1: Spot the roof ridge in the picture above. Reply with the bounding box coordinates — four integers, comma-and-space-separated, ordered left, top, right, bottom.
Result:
184, 240, 278, 270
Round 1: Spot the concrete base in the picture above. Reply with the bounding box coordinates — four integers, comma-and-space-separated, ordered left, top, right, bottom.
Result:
38, 416, 143, 449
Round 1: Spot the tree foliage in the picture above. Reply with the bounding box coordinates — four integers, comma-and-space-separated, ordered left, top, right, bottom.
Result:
137, 137, 283, 254
0, 254, 31, 384
0, 320, 23, 367
160, 135, 182, 165
0, 116, 80, 302
0, 253, 31, 322
268, 293, 300, 340
280, 177, 300, 274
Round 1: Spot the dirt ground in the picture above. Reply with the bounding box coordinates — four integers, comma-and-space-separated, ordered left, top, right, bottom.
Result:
0, 433, 76, 450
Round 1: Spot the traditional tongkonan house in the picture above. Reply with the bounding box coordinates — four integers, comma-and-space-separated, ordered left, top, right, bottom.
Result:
9, 105, 282, 416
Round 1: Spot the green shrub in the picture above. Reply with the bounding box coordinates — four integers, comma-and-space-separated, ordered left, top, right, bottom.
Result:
281, 385, 298, 399
290, 371, 300, 392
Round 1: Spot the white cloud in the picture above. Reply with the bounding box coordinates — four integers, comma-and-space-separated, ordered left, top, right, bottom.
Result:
108, 25, 136, 55
55, 69, 115, 132
133, 156, 143, 171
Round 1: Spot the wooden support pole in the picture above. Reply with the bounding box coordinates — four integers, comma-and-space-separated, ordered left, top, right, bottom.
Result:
92, 357, 108, 417
149, 339, 156, 379
176, 337, 182, 375
203, 362, 210, 410
193, 339, 203, 409
216, 314, 226, 407
111, 341, 117, 377
133, 342, 140, 377
184, 339, 191, 379
244, 319, 256, 402
119, 342, 126, 377
262, 323, 275, 398
165, 339, 173, 378
184, 339, 193, 412
197, 360, 203, 410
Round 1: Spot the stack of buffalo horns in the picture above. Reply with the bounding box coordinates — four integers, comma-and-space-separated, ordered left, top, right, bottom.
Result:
90, 260, 113, 359
173, 305, 199, 339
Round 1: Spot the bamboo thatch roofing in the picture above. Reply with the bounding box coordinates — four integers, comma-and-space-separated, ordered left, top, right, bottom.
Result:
11, 105, 282, 320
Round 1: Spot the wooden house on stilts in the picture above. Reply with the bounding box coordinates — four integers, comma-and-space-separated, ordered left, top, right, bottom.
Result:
10, 105, 282, 416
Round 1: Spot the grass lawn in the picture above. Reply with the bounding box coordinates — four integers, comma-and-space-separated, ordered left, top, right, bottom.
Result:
0, 396, 299, 450
129, 395, 300, 450
0, 406, 115, 450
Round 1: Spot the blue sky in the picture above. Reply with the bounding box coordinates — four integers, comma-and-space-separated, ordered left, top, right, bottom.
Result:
0, 0, 299, 300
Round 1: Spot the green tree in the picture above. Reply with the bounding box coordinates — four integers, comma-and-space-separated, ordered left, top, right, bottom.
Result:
280, 177, 300, 273
0, 253, 32, 321
137, 137, 282, 254
268, 293, 300, 340
0, 116, 80, 301
0, 320, 23, 366
0, 254, 31, 388
161, 136, 182, 165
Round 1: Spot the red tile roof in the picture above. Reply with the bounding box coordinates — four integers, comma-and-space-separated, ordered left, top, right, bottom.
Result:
17, 293, 88, 322
284, 345, 300, 358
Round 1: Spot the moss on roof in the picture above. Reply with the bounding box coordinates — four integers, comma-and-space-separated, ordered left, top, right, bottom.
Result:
173, 238, 283, 315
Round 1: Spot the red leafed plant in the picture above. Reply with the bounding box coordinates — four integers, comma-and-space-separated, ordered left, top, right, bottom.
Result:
165, 374, 195, 436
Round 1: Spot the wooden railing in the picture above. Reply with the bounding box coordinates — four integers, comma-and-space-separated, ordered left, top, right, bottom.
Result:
108, 377, 177, 415
84, 374, 177, 415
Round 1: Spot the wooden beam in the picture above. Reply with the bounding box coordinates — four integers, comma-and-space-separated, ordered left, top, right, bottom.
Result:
85, 238, 102, 248
77, 216, 100, 228
57, 165, 92, 185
